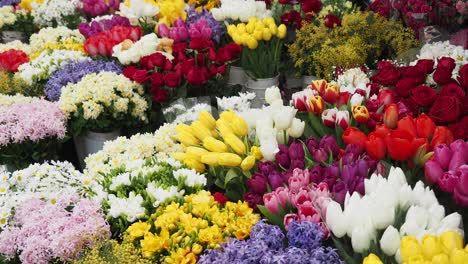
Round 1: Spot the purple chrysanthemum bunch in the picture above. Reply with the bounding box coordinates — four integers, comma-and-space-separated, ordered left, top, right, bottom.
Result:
45, 59, 122, 101
199, 220, 344, 264
0, 194, 111, 264
78, 16, 131, 38
186, 5, 225, 43
0, 99, 66, 146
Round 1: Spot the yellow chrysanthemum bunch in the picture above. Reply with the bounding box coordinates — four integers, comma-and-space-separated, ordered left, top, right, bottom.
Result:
173, 110, 262, 173
125, 190, 260, 263
363, 231, 468, 264
156, 0, 186, 27
227, 17, 287, 50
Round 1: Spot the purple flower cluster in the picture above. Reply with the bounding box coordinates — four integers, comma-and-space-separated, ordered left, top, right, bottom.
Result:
198, 220, 344, 264
78, 16, 130, 38
45, 59, 122, 101
186, 5, 226, 43
0, 194, 110, 264
0, 100, 67, 146
0, 0, 19, 7
80, 0, 119, 17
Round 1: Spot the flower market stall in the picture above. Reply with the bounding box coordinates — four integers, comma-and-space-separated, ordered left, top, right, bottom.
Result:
0, 0, 467, 263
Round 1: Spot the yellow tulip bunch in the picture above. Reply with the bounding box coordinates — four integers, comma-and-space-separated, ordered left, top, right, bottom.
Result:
124, 190, 260, 263
227, 17, 287, 50
174, 111, 262, 173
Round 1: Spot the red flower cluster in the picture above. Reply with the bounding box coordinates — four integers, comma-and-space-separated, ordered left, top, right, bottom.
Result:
84, 26, 143, 56
123, 42, 241, 103
278, 0, 325, 29
370, 59, 468, 139
0, 49, 29, 72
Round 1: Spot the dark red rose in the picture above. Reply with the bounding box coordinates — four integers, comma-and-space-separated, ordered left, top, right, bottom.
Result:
437, 57, 456, 72
141, 53, 166, 69
150, 86, 168, 103
368, 83, 380, 97
189, 38, 211, 50
186, 68, 208, 86
439, 83, 466, 97
150, 72, 164, 87
217, 64, 227, 76
370, 67, 400, 86
415, 59, 435, 74
400, 66, 426, 84
122, 66, 139, 80
458, 64, 468, 90
324, 14, 341, 28
301, 0, 322, 14
377, 61, 395, 71
164, 60, 173, 71
429, 96, 463, 124
132, 69, 149, 83
393, 78, 419, 97
208, 48, 217, 61
449, 116, 468, 140
433, 69, 454, 85
226, 42, 241, 57
172, 42, 187, 53
410, 85, 437, 107
164, 72, 181, 88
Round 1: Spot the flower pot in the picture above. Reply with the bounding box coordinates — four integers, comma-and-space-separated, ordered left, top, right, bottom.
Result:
284, 76, 303, 101
302, 75, 318, 88
244, 75, 279, 108
73, 130, 120, 170
227, 66, 246, 86
1, 31, 28, 44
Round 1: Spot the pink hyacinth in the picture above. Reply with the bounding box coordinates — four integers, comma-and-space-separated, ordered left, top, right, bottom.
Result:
0, 100, 67, 146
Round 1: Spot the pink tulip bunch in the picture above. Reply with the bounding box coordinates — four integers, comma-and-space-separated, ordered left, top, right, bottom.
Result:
80, 0, 119, 17
158, 19, 189, 43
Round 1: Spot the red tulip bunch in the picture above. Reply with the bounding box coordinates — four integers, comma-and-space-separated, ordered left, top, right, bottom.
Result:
370, 59, 468, 140
0, 49, 29, 72
84, 26, 143, 56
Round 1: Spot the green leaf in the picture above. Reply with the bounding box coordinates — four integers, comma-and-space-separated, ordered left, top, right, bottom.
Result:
224, 168, 238, 188
257, 205, 285, 228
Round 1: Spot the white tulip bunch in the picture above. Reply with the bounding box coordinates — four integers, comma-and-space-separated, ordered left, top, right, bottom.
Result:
326, 167, 463, 262
211, 0, 272, 22
118, 0, 159, 26
238, 86, 305, 161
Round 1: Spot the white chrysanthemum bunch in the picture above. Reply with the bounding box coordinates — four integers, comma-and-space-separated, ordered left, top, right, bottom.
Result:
0, 41, 32, 56
0, 6, 16, 29
29, 26, 85, 54
84, 123, 183, 177
17, 49, 87, 85
216, 92, 256, 113
31, 0, 82, 27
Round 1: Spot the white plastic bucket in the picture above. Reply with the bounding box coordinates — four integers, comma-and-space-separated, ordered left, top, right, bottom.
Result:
245, 75, 279, 108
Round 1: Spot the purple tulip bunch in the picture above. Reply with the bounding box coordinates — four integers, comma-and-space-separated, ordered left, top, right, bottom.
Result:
199, 220, 344, 264
78, 16, 131, 38
79, 0, 119, 17
425, 139, 468, 207
186, 5, 226, 43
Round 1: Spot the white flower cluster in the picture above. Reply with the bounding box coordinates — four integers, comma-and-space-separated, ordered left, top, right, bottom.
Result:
112, 33, 172, 65
0, 41, 32, 56
164, 103, 212, 125
335, 67, 370, 97
0, 161, 88, 227
0, 94, 40, 108
84, 123, 183, 177
326, 167, 463, 261
31, 0, 82, 27
29, 26, 85, 54
216, 92, 256, 113
107, 192, 146, 222
417, 41, 468, 66
119, 0, 160, 26
0, 6, 16, 29
17, 49, 87, 85
238, 87, 305, 160
211, 0, 272, 22
173, 168, 207, 187
58, 71, 148, 122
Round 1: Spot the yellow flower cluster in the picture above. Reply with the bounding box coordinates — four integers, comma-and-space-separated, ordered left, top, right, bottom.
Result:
172, 111, 262, 173
156, 0, 186, 27
30, 39, 84, 60
187, 0, 219, 11
363, 231, 468, 264
125, 190, 260, 263
227, 17, 287, 49
73, 240, 152, 264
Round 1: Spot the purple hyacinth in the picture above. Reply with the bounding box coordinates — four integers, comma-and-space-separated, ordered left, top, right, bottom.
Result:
45, 59, 122, 101
78, 16, 130, 38
287, 221, 324, 251
185, 5, 226, 43
0, 0, 19, 7
250, 220, 284, 250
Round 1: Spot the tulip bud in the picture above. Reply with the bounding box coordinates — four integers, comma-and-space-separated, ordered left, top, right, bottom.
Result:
176, 124, 192, 134
268, 23, 278, 35
252, 30, 263, 40
379, 226, 400, 256
186, 146, 209, 161
220, 111, 236, 122
352, 105, 370, 124
216, 119, 234, 138
232, 116, 249, 136
421, 235, 442, 260
172, 152, 186, 161
432, 254, 449, 264
246, 37, 258, 49
265, 86, 282, 105
322, 108, 337, 128
351, 226, 373, 253
203, 137, 228, 152
262, 28, 272, 41
415, 113, 435, 138
325, 201, 347, 238
383, 104, 398, 129
287, 118, 305, 138
224, 133, 246, 155
184, 158, 205, 172
440, 230, 463, 255
191, 121, 212, 141
309, 79, 327, 93
400, 236, 423, 263
307, 95, 325, 114
277, 24, 287, 39
323, 83, 339, 103
178, 131, 199, 146
251, 146, 263, 160
451, 249, 468, 263
362, 254, 383, 264
198, 111, 216, 130
241, 155, 256, 171
336, 110, 350, 130
218, 153, 242, 167
201, 152, 219, 166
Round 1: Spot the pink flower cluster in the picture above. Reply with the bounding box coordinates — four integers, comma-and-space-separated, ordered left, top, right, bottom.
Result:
158, 18, 213, 43
80, 0, 120, 17
0, 194, 110, 264
0, 100, 67, 146
263, 168, 332, 235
